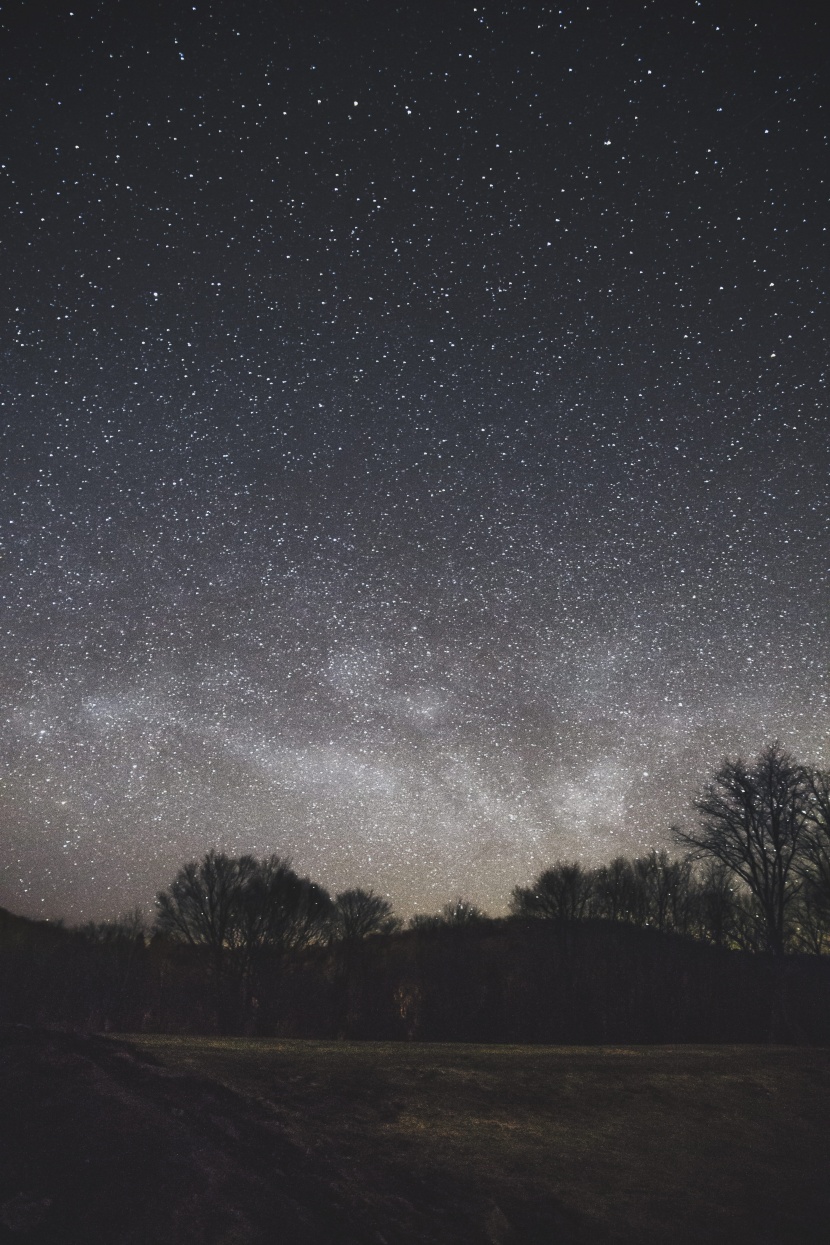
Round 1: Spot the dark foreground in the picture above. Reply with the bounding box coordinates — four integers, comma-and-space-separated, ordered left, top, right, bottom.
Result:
2, 1030, 829, 1245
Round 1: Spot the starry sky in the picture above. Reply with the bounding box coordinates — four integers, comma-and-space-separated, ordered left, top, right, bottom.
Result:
1, 0, 828, 922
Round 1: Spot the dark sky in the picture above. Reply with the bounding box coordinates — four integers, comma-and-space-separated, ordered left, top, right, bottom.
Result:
1, 0, 827, 922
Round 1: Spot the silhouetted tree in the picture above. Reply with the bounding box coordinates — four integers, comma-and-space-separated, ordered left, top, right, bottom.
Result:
155, 851, 257, 976
676, 744, 810, 954
75, 907, 150, 1029
409, 912, 442, 932
510, 862, 594, 921
154, 851, 260, 1028
331, 888, 399, 941
235, 856, 332, 1030
239, 855, 332, 959
796, 769, 830, 953
155, 852, 332, 1030
634, 851, 696, 934
512, 853, 699, 934
791, 879, 830, 955
694, 859, 738, 949
440, 898, 488, 925
410, 899, 487, 930
593, 856, 638, 923
326, 888, 399, 1037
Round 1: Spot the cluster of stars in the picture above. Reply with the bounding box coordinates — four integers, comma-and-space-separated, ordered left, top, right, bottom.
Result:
1, 1, 827, 921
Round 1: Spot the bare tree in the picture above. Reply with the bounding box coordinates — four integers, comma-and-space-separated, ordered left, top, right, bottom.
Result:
408, 912, 442, 931
633, 851, 695, 934
439, 898, 487, 925
510, 862, 594, 921
796, 769, 830, 952
331, 888, 399, 941
238, 855, 332, 959
410, 899, 487, 930
156, 853, 333, 961
155, 851, 257, 975
694, 859, 738, 948
237, 856, 332, 1030
512, 853, 697, 932
154, 851, 260, 1029
155, 852, 333, 1030
675, 744, 810, 954
79, 906, 149, 946
791, 878, 830, 955
592, 856, 638, 923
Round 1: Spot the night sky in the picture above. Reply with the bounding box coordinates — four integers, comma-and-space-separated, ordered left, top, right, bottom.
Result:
2, 0, 827, 922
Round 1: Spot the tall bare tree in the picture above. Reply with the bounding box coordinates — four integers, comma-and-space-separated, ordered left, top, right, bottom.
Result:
155, 851, 257, 976
238, 855, 332, 959
675, 744, 810, 954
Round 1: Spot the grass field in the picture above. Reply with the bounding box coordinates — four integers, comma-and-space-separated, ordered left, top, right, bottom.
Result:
126, 1037, 830, 1244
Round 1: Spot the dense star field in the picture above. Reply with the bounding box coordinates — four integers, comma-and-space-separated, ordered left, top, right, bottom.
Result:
1, 1, 827, 921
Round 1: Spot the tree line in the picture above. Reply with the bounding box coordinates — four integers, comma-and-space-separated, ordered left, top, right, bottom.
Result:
2, 743, 829, 1040
148, 743, 830, 962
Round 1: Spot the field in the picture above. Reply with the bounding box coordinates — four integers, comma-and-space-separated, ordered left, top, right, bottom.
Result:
2, 1030, 829, 1244
133, 1037, 829, 1244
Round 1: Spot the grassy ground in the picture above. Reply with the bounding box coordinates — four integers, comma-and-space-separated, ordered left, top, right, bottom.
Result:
126, 1037, 830, 1245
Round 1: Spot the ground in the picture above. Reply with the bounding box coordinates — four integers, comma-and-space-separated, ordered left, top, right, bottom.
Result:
1, 1028, 829, 1244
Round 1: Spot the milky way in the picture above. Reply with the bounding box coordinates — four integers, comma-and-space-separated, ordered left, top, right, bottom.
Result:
1, 1, 827, 921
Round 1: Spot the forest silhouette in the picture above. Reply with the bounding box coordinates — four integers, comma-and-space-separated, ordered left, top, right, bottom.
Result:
3, 744, 830, 1042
